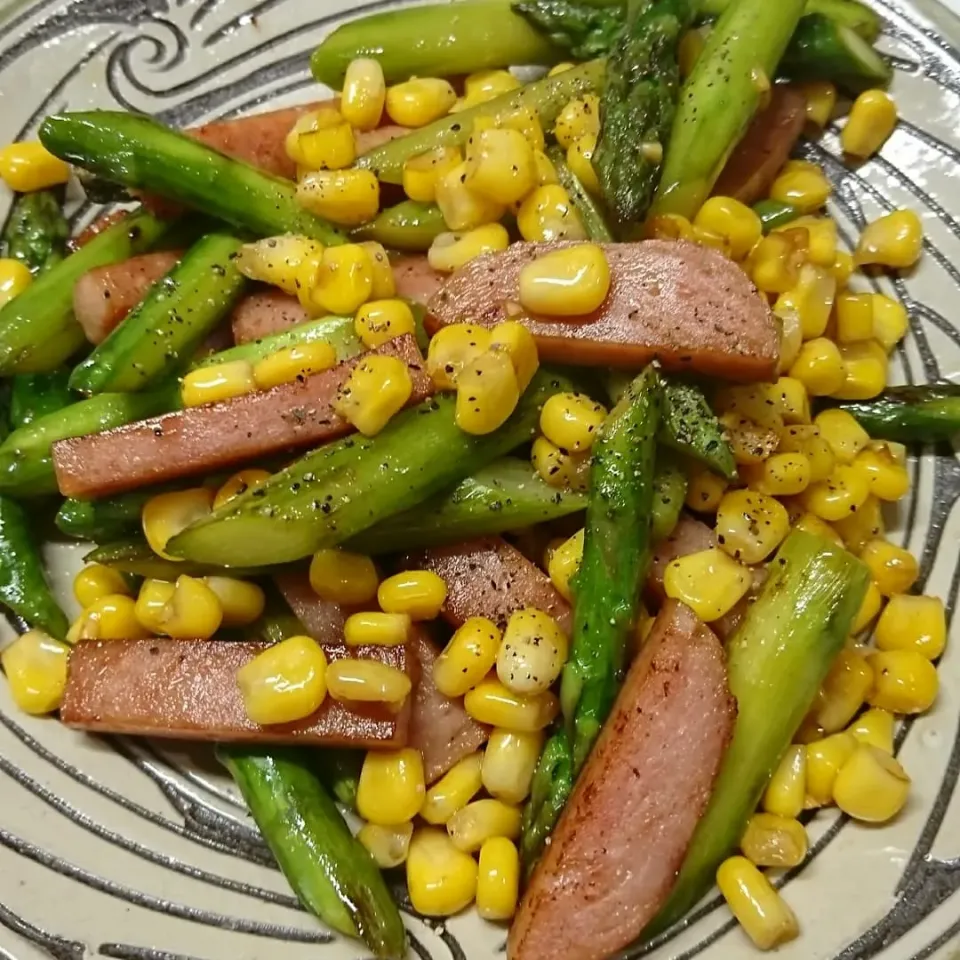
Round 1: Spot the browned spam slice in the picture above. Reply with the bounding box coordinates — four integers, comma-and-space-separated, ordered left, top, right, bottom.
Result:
408, 536, 571, 632
61, 638, 413, 748
69, 210, 130, 251
427, 240, 779, 381
73, 251, 182, 344
392, 254, 445, 306
274, 569, 363, 645
53, 334, 431, 499
647, 514, 717, 600
508, 600, 736, 960
231, 289, 309, 344
713, 86, 807, 205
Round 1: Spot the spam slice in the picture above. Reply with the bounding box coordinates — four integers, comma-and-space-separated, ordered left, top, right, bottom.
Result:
61, 638, 413, 748
52, 334, 432, 499
427, 240, 779, 381
508, 600, 735, 960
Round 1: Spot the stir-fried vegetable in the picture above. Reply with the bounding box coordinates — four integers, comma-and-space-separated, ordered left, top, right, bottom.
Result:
1, 189, 69, 274
56, 489, 156, 542
352, 200, 447, 251
83, 538, 269, 580
8, 369, 73, 429
548, 147, 613, 241
837, 383, 960, 443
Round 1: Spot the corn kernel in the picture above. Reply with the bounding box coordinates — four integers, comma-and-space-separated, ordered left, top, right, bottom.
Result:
497, 607, 568, 696
715, 489, 790, 564
477, 837, 520, 921
835, 292, 875, 343
181, 360, 256, 407
663, 547, 752, 621
554, 94, 600, 149
714, 384, 783, 432
428, 223, 510, 273
794, 511, 844, 545
464, 677, 559, 731
876, 594, 945, 661
360, 241, 396, 300
422, 753, 484, 825
833, 494, 884, 555
213, 469, 272, 510
353, 299, 416, 349
139, 575, 222, 640
447, 798, 522, 853
519, 243, 610, 317
741, 813, 808, 868
434, 617, 501, 698
833, 340, 888, 400
0, 142, 70, 191
73, 563, 130, 608
455, 349, 520, 435
788, 337, 845, 395
235, 235, 324, 297
532, 148, 558, 186
647, 213, 694, 243
547, 528, 583, 601
203, 577, 265, 627
344, 611, 411, 646
386, 77, 456, 127
866, 648, 938, 713
142, 487, 214, 560
298, 167, 380, 227
0, 258, 32, 306
814, 409, 869, 463
854, 443, 909, 502
777, 215, 838, 268
800, 81, 837, 127
517, 184, 586, 242
813, 647, 874, 733
684, 465, 727, 514
308, 548, 378, 605
464, 69, 520, 103
848, 707, 895, 754
694, 196, 762, 261
716, 856, 800, 950
778, 425, 835, 483
407, 827, 478, 916
559, 136, 599, 201
253, 342, 337, 390
748, 234, 803, 294
341, 58, 386, 131
851, 579, 884, 633
773, 376, 811, 425
855, 209, 923, 268
426, 323, 492, 390
402, 145, 463, 203
548, 62, 575, 76
539, 391, 606, 454
800, 463, 870, 522
806, 731, 857, 806
335, 353, 413, 436
531, 435, 590, 491
499, 105, 546, 152
285, 109, 356, 171
842, 89, 897, 158
691, 225, 730, 257
377, 570, 447, 621
489, 320, 539, 391
464, 127, 536, 205
860, 539, 919, 595
832, 249, 855, 285
326, 657, 412, 704
236, 635, 327, 725
436, 161, 506, 231
482, 728, 543, 804
357, 748, 425, 825
1, 630, 70, 714
720, 414, 780, 466
762, 745, 806, 819
748, 452, 812, 496
778, 310, 802, 378
770, 162, 831, 215
358, 821, 413, 869
834, 744, 910, 822
871, 294, 909, 351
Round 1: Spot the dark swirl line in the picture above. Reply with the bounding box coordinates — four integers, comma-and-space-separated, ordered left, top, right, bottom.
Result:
99, 945, 207, 960
0, 899, 85, 960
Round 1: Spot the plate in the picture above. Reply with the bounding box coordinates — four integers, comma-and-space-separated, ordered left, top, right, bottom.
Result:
1, 1, 959, 958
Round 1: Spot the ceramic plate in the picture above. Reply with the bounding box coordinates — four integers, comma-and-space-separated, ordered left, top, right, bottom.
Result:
1, 1, 959, 958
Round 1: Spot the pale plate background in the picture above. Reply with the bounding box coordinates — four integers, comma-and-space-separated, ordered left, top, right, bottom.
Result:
1, 1, 960, 959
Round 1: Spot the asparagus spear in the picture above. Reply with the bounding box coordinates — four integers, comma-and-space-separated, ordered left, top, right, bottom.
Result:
701, 0, 881, 41
523, 365, 662, 867
651, 450, 687, 541
9, 369, 74, 429
650, 0, 806, 220
351, 200, 448, 251
593, 0, 696, 231
70, 233, 248, 395
837, 383, 960, 443
312, 749, 364, 811
513, 0, 623, 58
56, 489, 159, 542
0, 209, 171, 376
357, 60, 607, 185
1, 189, 69, 274
219, 746, 406, 958
753, 197, 801, 233
39, 113, 345, 245
548, 147, 613, 242
83, 539, 269, 580
646, 530, 868, 934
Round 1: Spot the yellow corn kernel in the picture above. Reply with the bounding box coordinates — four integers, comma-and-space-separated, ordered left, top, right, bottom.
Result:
73, 563, 130, 608
131, 579, 175, 636
778, 215, 838, 267
0, 142, 70, 191
548, 62, 575, 76
285, 109, 356, 171
855, 209, 923, 269
813, 647, 875, 734
326, 657, 412, 704
716, 856, 800, 950
428, 223, 510, 273
181, 360, 256, 407
539, 391, 606, 454
497, 607, 568, 696
353, 299, 416, 349
498, 105, 546, 152
770, 162, 831, 215
341, 57, 387, 131
800, 80, 837, 127
814, 408, 870, 463
794, 511, 844, 545
477, 837, 520, 921
1, 630, 70, 714
357, 747, 425, 825
554, 94, 600, 149
715, 489, 790, 564
407, 827, 478, 916
833, 340, 887, 400
854, 443, 909, 502
849, 706, 895, 754
842, 89, 897, 159
335, 353, 413, 436
464, 677, 559, 732
866, 648, 938, 714
148, 575, 223, 640
773, 376, 811, 425
297, 169, 380, 227
871, 293, 909, 351
422, 753, 484, 825
647, 213, 694, 243
693, 196, 762, 261
832, 249, 855, 286
684, 466, 728, 513
0, 258, 32, 307
142, 487, 214, 560
447, 798, 522, 853
663, 548, 752, 622
835, 743, 910, 824
358, 821, 413, 869
463, 69, 520, 103
436, 161, 506, 231
690, 225, 730, 257
482, 728, 543, 804
547, 528, 583, 601
213, 469, 271, 510
788, 337, 845, 396
532, 148, 558, 186
851, 579, 884, 633
833, 494, 884, 555
678, 27, 706, 78
386, 77, 457, 127
860, 539, 919, 595
344, 611, 411, 646
235, 235, 324, 296
308, 548, 378, 605
762, 745, 806, 819
253, 342, 337, 390
714, 384, 783, 432
720, 414, 780, 467
777, 309, 802, 377
377, 570, 447, 621
793, 716, 827, 746
464, 127, 536, 205
203, 577, 265, 627
236, 635, 327, 725
402, 145, 463, 203
531, 435, 590, 491
519, 243, 610, 317
455, 350, 520, 435
800, 463, 870, 522
566, 133, 601, 196
876, 594, 945, 661
779, 426, 835, 483
806, 731, 857, 806
489, 321, 539, 391
517, 184, 586, 243
426, 324, 492, 390
741, 813, 808, 868
749, 452, 812, 496
835, 292, 874, 344
434, 616, 501, 697
748, 234, 802, 295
